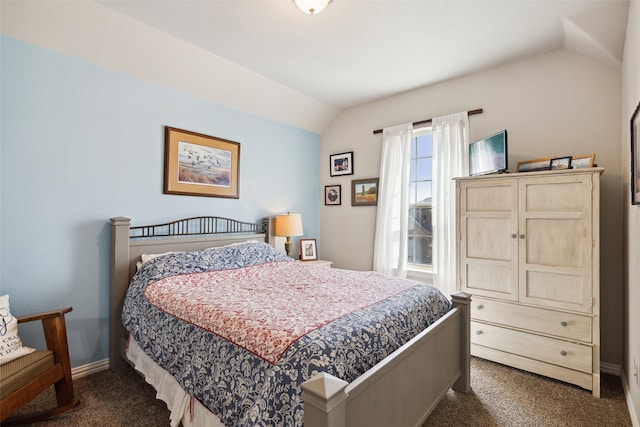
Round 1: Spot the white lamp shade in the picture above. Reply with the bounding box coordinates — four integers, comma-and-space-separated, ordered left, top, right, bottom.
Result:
274, 213, 304, 237
293, 0, 331, 15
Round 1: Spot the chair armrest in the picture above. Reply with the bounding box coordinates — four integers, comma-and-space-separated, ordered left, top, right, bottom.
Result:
16, 307, 73, 369
17, 307, 73, 324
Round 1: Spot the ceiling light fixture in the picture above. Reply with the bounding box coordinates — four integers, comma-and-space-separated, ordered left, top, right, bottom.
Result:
293, 0, 331, 15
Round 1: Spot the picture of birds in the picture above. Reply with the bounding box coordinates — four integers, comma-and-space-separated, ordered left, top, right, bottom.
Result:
177, 141, 231, 187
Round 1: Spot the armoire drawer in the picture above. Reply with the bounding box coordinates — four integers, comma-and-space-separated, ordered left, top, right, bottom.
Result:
471, 298, 592, 342
471, 321, 592, 373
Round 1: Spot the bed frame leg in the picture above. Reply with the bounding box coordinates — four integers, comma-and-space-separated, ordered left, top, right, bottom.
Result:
301, 372, 349, 427
451, 292, 471, 393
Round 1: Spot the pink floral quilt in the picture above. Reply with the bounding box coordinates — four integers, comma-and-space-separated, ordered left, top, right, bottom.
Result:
144, 262, 417, 364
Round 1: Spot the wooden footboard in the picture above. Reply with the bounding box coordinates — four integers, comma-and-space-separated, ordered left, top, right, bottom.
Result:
301, 292, 471, 427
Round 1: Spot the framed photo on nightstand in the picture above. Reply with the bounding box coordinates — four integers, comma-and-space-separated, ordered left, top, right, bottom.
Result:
299, 239, 318, 261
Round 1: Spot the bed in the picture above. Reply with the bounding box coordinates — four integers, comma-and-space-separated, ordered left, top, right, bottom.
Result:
110, 216, 471, 427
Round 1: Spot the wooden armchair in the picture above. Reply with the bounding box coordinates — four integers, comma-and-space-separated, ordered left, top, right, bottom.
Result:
0, 307, 80, 425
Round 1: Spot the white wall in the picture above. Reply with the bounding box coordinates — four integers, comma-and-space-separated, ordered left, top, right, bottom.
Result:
321, 49, 623, 366
621, 0, 640, 423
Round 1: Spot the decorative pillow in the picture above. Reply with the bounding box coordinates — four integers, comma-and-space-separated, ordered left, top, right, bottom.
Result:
140, 251, 181, 265
0, 294, 35, 365
137, 241, 264, 269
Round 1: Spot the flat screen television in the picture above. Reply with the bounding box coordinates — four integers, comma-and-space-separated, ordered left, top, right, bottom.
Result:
469, 130, 508, 176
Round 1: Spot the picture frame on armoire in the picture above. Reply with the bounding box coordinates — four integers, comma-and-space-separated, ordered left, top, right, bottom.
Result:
631, 100, 640, 205
572, 154, 596, 169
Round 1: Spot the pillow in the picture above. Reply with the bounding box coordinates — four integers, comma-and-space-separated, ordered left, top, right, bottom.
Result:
140, 251, 181, 264
135, 251, 184, 271
137, 240, 263, 269
0, 294, 35, 365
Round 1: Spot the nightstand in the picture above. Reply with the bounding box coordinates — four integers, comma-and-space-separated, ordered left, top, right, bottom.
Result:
298, 259, 333, 268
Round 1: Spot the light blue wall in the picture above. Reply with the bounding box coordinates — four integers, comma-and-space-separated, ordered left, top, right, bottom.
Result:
0, 36, 321, 368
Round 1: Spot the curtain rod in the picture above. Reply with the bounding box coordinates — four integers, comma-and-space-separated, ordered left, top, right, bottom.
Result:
372, 108, 483, 135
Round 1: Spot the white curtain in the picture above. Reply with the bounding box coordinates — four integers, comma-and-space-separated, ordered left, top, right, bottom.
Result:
432, 112, 469, 295
373, 123, 413, 277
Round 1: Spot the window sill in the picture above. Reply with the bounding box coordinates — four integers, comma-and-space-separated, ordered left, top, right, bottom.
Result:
406, 266, 434, 284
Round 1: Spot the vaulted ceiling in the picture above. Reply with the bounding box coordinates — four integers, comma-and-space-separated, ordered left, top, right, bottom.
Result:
1, 1, 630, 133
99, 0, 629, 110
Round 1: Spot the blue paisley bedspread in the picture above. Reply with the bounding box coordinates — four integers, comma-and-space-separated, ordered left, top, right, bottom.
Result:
122, 241, 452, 427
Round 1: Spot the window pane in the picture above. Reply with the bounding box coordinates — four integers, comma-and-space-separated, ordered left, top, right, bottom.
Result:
412, 207, 432, 236
416, 134, 433, 157
410, 157, 417, 181
416, 158, 432, 180
409, 182, 417, 204
408, 206, 432, 267
408, 209, 415, 234
407, 236, 415, 264
415, 181, 432, 204
411, 137, 417, 157
414, 235, 433, 265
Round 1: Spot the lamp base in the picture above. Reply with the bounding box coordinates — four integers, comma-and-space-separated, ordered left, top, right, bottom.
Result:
284, 238, 293, 258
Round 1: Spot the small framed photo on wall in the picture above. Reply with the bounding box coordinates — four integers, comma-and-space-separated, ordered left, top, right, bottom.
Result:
325, 185, 341, 205
351, 178, 379, 206
330, 152, 354, 177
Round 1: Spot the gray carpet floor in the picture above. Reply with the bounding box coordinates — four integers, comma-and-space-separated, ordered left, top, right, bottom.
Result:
8, 358, 632, 426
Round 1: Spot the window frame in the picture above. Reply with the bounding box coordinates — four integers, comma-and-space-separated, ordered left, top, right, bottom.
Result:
407, 126, 433, 276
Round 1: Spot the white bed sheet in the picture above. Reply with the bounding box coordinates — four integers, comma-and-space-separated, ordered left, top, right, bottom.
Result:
126, 338, 224, 427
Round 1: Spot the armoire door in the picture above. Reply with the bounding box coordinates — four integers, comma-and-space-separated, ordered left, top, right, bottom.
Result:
458, 179, 519, 301
517, 174, 593, 313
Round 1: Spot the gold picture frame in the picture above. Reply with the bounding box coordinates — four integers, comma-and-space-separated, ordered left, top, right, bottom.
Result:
571, 154, 596, 169
164, 126, 240, 198
516, 157, 552, 173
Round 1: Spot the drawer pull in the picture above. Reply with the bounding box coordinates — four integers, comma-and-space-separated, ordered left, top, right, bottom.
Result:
519, 234, 525, 239
511, 234, 517, 239
477, 304, 484, 310
475, 330, 483, 335
560, 321, 568, 327
560, 351, 568, 356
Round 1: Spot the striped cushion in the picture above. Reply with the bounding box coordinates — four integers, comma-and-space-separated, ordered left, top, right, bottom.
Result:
0, 350, 54, 400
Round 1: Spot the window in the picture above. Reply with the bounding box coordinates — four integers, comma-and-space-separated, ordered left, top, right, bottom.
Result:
408, 129, 433, 267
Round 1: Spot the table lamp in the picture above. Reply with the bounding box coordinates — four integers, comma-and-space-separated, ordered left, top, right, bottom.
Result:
274, 212, 303, 258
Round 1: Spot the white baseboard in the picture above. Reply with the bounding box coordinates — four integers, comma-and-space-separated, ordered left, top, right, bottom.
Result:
621, 370, 640, 427
71, 358, 109, 379
601, 361, 622, 376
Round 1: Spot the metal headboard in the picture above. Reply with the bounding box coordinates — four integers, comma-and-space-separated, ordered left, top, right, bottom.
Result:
129, 216, 267, 238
